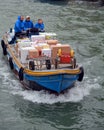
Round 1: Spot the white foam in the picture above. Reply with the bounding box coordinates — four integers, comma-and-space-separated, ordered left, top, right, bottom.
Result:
1, 65, 101, 104
11, 76, 101, 104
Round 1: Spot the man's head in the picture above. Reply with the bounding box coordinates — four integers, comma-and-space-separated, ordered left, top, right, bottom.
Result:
20, 16, 24, 21
38, 19, 43, 24
26, 16, 30, 21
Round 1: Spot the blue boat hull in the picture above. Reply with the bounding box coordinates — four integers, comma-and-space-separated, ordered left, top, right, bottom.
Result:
24, 73, 79, 93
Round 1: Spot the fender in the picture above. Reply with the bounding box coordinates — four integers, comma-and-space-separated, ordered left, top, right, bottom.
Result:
9, 57, 14, 70
78, 67, 84, 82
19, 67, 24, 81
1, 40, 7, 55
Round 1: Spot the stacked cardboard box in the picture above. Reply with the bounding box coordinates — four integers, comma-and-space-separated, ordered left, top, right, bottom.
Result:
17, 38, 30, 43
28, 49, 39, 59
17, 41, 32, 49
39, 32, 57, 40
34, 43, 49, 52
31, 35, 45, 42
20, 47, 35, 63
14, 34, 73, 65
51, 44, 71, 59
47, 40, 58, 46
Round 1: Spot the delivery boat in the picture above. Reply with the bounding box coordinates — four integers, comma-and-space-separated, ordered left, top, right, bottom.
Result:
1, 31, 84, 93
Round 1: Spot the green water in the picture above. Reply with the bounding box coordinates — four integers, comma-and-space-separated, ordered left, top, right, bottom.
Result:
0, 0, 104, 130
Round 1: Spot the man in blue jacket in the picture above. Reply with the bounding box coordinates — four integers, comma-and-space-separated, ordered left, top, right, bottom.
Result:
34, 19, 45, 32
24, 16, 34, 31
14, 16, 25, 37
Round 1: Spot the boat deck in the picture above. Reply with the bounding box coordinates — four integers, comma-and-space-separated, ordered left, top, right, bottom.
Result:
9, 44, 74, 71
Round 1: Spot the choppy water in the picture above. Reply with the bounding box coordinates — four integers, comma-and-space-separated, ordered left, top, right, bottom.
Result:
0, 0, 104, 130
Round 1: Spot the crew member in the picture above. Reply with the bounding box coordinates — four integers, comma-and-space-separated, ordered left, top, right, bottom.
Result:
34, 19, 45, 32
24, 16, 34, 31
14, 16, 25, 37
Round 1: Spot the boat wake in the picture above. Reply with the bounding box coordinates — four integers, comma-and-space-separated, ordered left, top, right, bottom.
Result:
0, 61, 101, 104
8, 76, 100, 104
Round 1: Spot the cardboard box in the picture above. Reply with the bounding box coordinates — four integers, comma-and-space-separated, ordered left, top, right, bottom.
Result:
42, 43, 49, 49
28, 49, 39, 59
20, 47, 35, 63
34, 43, 49, 51
47, 40, 58, 46
51, 44, 71, 59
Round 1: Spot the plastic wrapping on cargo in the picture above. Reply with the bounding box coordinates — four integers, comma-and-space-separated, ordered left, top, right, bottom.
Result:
17, 41, 32, 49
35, 45, 43, 51
57, 43, 62, 46
39, 32, 57, 40
17, 38, 30, 43
20, 47, 35, 63
31, 35, 45, 42
41, 48, 51, 57
31, 41, 38, 46
37, 39, 46, 43
39, 43, 49, 49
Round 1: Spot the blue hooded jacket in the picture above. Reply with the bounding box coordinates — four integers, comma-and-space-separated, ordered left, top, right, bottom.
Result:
34, 22, 45, 31
23, 20, 34, 31
14, 16, 24, 33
